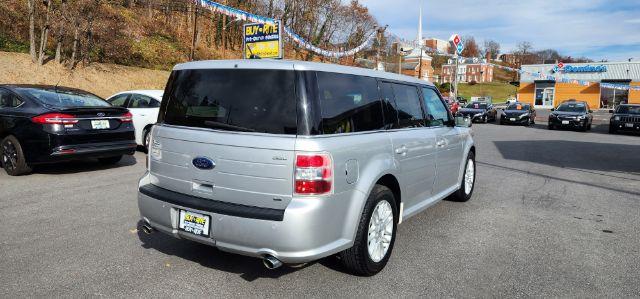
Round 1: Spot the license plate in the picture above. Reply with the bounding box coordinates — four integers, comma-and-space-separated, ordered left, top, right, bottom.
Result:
510, 118, 516, 121
91, 120, 110, 129
562, 120, 569, 125
626, 123, 634, 128
178, 209, 210, 237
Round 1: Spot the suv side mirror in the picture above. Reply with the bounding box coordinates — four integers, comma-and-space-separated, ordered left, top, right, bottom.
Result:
608, 109, 614, 113
588, 110, 593, 113
455, 116, 472, 128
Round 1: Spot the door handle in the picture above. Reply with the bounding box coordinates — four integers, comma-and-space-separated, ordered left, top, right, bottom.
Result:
436, 140, 447, 148
395, 145, 408, 155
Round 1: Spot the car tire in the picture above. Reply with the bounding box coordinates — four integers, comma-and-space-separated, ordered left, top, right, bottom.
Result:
142, 127, 151, 152
340, 185, 397, 276
1, 136, 32, 176
447, 151, 475, 202
609, 125, 616, 134
500, 120, 505, 125
548, 124, 554, 130
98, 155, 123, 165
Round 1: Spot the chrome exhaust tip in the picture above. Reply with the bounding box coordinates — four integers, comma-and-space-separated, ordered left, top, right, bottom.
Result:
141, 224, 154, 235
262, 255, 283, 270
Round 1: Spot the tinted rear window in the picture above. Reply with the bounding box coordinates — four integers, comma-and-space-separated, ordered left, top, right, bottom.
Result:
17, 88, 109, 107
316, 72, 384, 134
162, 69, 297, 134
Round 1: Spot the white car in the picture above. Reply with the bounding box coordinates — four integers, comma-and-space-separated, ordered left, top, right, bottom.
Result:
106, 90, 162, 149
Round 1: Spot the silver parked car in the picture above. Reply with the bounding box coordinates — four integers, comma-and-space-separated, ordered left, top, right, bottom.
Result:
138, 60, 476, 276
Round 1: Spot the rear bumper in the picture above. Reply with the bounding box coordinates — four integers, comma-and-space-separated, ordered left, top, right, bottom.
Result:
610, 121, 640, 131
32, 140, 136, 164
501, 116, 529, 124
137, 173, 362, 264
549, 117, 586, 128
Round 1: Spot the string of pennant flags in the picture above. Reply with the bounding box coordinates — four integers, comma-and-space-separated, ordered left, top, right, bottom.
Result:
195, 0, 638, 91
196, 0, 374, 58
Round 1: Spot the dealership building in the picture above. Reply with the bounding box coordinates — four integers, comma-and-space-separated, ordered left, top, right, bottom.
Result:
518, 61, 640, 109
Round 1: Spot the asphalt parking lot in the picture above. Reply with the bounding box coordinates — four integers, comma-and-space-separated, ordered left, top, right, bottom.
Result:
1, 119, 639, 297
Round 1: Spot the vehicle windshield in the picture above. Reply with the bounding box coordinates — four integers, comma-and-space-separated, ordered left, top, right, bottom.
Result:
17, 87, 109, 107
162, 69, 297, 134
616, 105, 640, 114
556, 102, 586, 112
506, 103, 530, 111
465, 102, 487, 109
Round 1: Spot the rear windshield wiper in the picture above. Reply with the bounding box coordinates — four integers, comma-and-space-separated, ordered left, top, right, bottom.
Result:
203, 121, 256, 132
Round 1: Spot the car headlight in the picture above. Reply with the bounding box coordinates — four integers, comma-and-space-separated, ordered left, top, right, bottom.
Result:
474, 113, 484, 117
614, 116, 620, 121
577, 116, 585, 120
549, 114, 556, 118
519, 113, 529, 118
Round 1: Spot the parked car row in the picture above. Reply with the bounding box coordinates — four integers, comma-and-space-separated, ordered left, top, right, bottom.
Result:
0, 84, 162, 175
454, 98, 640, 135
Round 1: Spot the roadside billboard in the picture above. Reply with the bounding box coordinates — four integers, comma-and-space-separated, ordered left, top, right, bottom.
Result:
243, 21, 283, 59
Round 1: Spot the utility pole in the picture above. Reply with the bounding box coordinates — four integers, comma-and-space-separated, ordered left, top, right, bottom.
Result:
453, 54, 460, 100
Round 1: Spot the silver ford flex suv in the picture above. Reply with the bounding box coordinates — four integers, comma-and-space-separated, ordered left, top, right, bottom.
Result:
138, 59, 476, 276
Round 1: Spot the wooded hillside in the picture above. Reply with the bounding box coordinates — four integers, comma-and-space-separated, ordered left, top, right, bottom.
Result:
0, 0, 380, 70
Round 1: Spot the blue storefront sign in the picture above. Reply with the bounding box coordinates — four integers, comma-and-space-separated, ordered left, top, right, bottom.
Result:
553, 64, 607, 73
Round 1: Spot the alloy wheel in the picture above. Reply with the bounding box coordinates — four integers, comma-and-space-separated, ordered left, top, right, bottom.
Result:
367, 200, 394, 263
464, 159, 475, 195
1, 140, 18, 171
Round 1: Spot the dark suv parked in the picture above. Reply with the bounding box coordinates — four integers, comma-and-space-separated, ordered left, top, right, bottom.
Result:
0, 85, 136, 175
609, 104, 640, 134
548, 100, 593, 131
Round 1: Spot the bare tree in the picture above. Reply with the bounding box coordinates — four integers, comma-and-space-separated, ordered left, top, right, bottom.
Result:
516, 41, 533, 54
483, 39, 500, 59
38, 0, 53, 65
461, 36, 479, 57
27, 0, 37, 62
54, 0, 69, 64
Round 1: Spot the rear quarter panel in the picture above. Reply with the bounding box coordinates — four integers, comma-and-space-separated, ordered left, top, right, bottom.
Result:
294, 132, 398, 241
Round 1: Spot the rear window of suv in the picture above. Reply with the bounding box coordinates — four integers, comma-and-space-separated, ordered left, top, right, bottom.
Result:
162, 69, 297, 134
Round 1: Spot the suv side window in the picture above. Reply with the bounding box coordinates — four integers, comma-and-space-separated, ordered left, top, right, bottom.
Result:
0, 89, 23, 108
316, 72, 384, 134
108, 94, 129, 107
421, 87, 449, 127
129, 94, 155, 109
390, 83, 425, 128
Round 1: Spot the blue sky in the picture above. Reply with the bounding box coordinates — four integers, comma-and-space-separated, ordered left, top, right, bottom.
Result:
358, 0, 640, 61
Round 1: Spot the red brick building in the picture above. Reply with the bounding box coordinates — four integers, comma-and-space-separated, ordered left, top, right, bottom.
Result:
441, 58, 495, 83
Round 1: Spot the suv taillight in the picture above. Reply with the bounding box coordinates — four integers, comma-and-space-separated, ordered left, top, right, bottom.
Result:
295, 153, 333, 195
31, 113, 78, 124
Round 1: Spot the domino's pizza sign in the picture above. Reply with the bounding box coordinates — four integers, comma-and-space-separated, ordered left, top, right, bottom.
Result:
553, 62, 607, 73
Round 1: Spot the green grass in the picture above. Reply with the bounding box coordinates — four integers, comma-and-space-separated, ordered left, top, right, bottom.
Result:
457, 82, 518, 103
0, 34, 28, 53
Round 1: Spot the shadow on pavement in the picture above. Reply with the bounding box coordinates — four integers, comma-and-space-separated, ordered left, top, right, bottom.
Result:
493, 139, 640, 175
477, 161, 640, 197
33, 155, 137, 174
135, 220, 322, 281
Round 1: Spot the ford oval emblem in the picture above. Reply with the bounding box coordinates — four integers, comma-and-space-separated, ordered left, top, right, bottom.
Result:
192, 157, 215, 170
